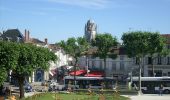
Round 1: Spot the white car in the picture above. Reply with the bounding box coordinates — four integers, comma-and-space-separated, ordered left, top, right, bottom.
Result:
49, 80, 58, 86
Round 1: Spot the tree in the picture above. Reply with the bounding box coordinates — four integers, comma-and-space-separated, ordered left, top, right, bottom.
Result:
0, 41, 57, 98
0, 68, 7, 86
57, 37, 89, 89
0, 41, 19, 85
91, 33, 118, 78
121, 31, 150, 94
147, 32, 167, 76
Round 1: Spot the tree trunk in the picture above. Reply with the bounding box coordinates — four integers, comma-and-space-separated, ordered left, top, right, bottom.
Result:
104, 58, 107, 88
18, 76, 25, 98
74, 58, 78, 90
151, 57, 154, 77
138, 57, 142, 95
104, 58, 106, 78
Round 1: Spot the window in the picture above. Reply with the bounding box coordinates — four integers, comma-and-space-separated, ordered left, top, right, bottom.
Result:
135, 58, 139, 64
157, 56, 162, 65
6, 37, 10, 41
167, 45, 170, 49
120, 62, 124, 70
100, 61, 103, 70
167, 57, 170, 65
92, 60, 95, 68
112, 62, 116, 71
17, 37, 21, 42
148, 57, 152, 64
155, 70, 162, 77
163, 73, 167, 76
168, 72, 170, 76
120, 55, 124, 60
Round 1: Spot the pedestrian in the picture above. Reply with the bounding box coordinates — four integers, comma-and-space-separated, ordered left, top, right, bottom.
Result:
2, 87, 6, 95
159, 84, 163, 96
134, 83, 138, 91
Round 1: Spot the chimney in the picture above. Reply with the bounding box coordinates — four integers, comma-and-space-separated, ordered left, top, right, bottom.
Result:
24, 29, 27, 41
27, 30, 30, 41
45, 38, 48, 44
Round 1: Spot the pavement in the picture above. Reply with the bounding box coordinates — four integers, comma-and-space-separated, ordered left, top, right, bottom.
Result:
25, 92, 40, 97
123, 94, 170, 100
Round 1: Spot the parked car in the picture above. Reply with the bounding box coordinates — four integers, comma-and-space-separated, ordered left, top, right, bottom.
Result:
24, 83, 32, 92
50, 81, 58, 86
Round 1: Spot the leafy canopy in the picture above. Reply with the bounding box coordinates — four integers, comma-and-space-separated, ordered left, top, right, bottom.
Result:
92, 33, 118, 59
0, 41, 57, 85
121, 31, 166, 58
57, 37, 89, 60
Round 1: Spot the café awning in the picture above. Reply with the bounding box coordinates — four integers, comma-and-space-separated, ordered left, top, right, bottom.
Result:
84, 71, 104, 77
69, 70, 87, 76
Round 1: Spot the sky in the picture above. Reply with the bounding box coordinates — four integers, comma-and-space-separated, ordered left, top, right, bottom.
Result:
0, 0, 170, 43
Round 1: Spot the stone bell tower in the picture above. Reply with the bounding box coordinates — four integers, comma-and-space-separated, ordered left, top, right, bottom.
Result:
85, 19, 97, 42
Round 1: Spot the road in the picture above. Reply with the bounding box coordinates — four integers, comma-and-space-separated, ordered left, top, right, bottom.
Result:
123, 94, 170, 100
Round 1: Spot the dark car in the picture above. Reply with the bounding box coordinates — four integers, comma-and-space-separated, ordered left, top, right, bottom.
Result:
24, 83, 32, 92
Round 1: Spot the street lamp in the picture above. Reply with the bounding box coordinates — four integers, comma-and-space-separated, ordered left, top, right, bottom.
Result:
86, 56, 90, 75
73, 42, 79, 90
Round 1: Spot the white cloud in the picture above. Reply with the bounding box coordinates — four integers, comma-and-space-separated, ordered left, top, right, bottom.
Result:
47, 0, 111, 9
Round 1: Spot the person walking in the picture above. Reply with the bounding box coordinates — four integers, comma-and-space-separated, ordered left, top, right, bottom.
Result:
159, 84, 163, 96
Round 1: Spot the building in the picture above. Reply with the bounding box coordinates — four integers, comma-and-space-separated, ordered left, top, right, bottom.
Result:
85, 19, 97, 42
0, 29, 24, 42
0, 29, 72, 82
78, 46, 135, 80
24, 30, 72, 82
78, 34, 170, 79
143, 34, 170, 77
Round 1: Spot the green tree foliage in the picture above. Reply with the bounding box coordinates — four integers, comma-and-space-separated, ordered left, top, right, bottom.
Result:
0, 68, 7, 85
0, 42, 19, 85
57, 37, 89, 66
92, 33, 118, 77
0, 41, 57, 98
121, 31, 167, 94
57, 37, 89, 88
122, 31, 150, 94
147, 32, 167, 76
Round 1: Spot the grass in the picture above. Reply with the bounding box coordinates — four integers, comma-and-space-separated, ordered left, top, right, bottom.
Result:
24, 92, 130, 100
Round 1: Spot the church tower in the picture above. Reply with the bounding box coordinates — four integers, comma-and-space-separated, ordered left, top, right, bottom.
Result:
84, 19, 97, 42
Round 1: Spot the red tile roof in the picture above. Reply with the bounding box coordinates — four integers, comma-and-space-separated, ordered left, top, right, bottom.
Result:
161, 34, 170, 44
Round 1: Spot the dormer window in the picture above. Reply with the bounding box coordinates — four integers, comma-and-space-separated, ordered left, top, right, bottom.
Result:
6, 37, 11, 41
17, 37, 21, 42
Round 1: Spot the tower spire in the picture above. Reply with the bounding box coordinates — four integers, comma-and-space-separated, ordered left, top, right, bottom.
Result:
84, 19, 97, 42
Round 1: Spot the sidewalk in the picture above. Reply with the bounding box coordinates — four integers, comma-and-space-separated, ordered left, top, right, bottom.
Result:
123, 94, 170, 100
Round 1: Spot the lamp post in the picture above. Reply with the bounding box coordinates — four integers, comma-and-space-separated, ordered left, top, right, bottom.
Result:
130, 67, 134, 84
86, 56, 89, 75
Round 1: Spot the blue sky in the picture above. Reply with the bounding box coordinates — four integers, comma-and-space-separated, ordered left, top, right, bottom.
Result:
0, 0, 170, 43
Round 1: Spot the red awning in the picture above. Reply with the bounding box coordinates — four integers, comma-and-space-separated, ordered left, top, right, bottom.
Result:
84, 71, 104, 77
69, 70, 87, 76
